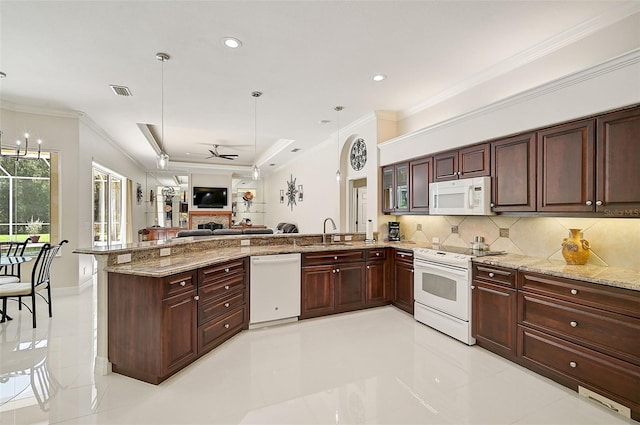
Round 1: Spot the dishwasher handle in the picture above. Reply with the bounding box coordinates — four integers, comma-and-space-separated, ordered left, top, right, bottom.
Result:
251, 255, 300, 265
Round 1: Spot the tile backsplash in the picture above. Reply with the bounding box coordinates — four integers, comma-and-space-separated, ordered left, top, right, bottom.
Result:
391, 216, 640, 272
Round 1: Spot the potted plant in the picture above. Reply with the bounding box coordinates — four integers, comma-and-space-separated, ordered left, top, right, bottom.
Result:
26, 217, 43, 243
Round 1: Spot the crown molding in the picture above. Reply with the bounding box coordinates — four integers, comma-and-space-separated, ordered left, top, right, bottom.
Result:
401, 2, 640, 118
0, 100, 81, 119
381, 48, 640, 148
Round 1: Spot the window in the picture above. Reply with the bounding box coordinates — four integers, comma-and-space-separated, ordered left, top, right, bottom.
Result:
92, 164, 126, 246
0, 151, 52, 249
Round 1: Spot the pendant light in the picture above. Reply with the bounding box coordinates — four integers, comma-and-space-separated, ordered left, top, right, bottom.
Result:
156, 52, 170, 170
251, 91, 262, 180
334, 106, 343, 182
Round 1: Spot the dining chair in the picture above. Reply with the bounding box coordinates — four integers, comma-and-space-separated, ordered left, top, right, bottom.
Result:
0, 237, 32, 284
0, 240, 68, 328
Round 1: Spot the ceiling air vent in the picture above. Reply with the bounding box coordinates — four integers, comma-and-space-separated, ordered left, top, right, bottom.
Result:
110, 85, 132, 96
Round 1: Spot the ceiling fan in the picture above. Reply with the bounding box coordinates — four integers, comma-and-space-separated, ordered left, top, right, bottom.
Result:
206, 144, 239, 160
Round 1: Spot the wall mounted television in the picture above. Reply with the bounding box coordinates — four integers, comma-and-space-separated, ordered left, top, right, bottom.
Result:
192, 187, 228, 208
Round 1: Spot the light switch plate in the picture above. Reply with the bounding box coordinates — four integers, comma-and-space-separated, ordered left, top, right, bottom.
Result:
160, 248, 171, 257
345, 235, 352, 241
240, 239, 250, 246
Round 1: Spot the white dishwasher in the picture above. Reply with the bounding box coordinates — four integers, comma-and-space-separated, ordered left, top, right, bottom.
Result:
249, 253, 301, 328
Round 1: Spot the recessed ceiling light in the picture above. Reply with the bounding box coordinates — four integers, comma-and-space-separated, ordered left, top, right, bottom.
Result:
185, 152, 191, 155
373, 74, 387, 82
319, 120, 331, 125
222, 37, 242, 49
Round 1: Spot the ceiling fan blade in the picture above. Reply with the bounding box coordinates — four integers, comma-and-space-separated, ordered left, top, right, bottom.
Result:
219, 156, 235, 160
220, 154, 238, 157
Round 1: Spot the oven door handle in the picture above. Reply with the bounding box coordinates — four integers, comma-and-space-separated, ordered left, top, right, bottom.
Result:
414, 261, 468, 278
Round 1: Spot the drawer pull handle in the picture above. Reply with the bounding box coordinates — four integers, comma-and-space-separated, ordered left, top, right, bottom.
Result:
595, 200, 603, 206
376, 252, 380, 256
570, 321, 578, 327
332, 269, 336, 274
401, 254, 405, 258
585, 200, 592, 206
224, 324, 230, 329
334, 256, 338, 260
224, 285, 230, 290
336, 268, 340, 273
488, 272, 495, 278
471, 285, 476, 290
366, 266, 370, 270
224, 303, 230, 308
194, 295, 199, 301
225, 268, 230, 272
569, 361, 577, 368
179, 281, 186, 287
570, 289, 578, 295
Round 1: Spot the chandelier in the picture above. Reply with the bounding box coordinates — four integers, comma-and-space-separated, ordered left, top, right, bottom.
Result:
0, 131, 42, 159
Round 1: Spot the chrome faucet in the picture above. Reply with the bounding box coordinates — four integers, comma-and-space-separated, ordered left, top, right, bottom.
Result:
323, 217, 337, 244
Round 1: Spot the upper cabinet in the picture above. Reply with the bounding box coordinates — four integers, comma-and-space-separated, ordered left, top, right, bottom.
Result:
537, 119, 595, 212
596, 107, 640, 212
409, 157, 432, 212
382, 163, 409, 213
433, 143, 490, 182
491, 133, 536, 212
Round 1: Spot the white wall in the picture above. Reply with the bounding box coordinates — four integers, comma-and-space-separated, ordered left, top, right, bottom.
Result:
189, 173, 233, 211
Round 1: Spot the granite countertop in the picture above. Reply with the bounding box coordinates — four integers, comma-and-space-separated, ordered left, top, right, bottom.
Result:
104, 240, 425, 277
473, 253, 640, 292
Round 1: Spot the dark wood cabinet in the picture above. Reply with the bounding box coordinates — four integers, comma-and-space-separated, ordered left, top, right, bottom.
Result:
491, 132, 536, 212
108, 271, 199, 384
537, 120, 595, 212
433, 143, 490, 182
365, 248, 390, 306
517, 271, 640, 419
409, 157, 432, 212
301, 250, 365, 319
471, 264, 517, 360
392, 249, 414, 314
596, 106, 640, 213
382, 163, 409, 213
107, 259, 248, 385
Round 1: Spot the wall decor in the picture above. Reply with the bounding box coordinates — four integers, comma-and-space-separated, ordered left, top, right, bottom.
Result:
286, 174, 298, 211
136, 183, 143, 205
350, 138, 367, 171
280, 190, 285, 204
298, 185, 304, 202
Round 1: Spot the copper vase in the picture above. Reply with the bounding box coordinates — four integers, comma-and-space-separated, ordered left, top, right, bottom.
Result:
561, 228, 591, 265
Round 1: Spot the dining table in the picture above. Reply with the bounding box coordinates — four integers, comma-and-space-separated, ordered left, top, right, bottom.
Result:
0, 256, 32, 322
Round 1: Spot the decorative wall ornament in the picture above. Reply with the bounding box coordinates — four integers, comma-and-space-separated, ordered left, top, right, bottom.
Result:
136, 183, 143, 205
350, 138, 367, 171
286, 174, 298, 211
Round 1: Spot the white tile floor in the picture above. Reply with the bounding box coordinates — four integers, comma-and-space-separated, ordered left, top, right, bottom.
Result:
0, 285, 635, 425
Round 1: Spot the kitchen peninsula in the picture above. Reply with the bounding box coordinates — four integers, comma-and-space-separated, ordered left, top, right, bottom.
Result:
75, 233, 640, 415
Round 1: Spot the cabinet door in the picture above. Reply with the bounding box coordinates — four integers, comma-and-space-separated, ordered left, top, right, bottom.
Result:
433, 150, 458, 181
393, 260, 414, 314
365, 260, 388, 306
596, 106, 640, 212
459, 143, 490, 179
301, 266, 334, 319
162, 292, 198, 376
491, 132, 536, 212
381, 166, 394, 213
409, 157, 432, 212
335, 262, 365, 312
395, 163, 410, 212
537, 120, 595, 212
472, 281, 517, 360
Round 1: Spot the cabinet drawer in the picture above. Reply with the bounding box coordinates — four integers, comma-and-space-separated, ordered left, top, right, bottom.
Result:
519, 272, 640, 319
518, 326, 640, 409
163, 271, 197, 299
394, 249, 414, 264
198, 307, 245, 354
518, 292, 640, 366
302, 250, 365, 266
199, 259, 245, 285
366, 248, 387, 260
473, 264, 516, 288
198, 274, 245, 303
198, 291, 245, 326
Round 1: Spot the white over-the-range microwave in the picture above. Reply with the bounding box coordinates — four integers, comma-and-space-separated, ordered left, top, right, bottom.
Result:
429, 176, 494, 215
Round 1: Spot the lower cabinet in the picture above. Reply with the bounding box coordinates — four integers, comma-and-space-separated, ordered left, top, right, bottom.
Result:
300, 250, 365, 319
471, 264, 517, 360
472, 263, 640, 420
365, 248, 390, 306
107, 258, 248, 385
392, 249, 414, 314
